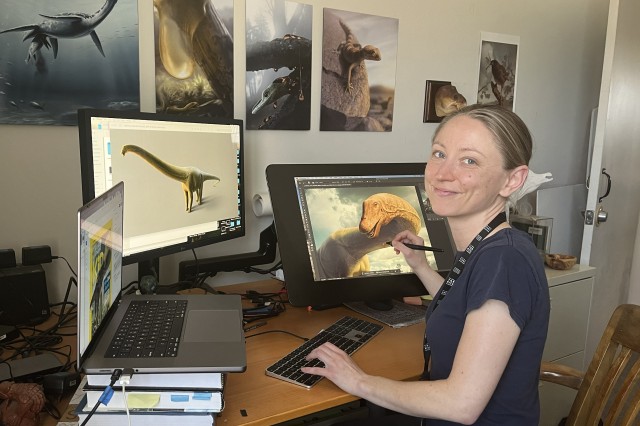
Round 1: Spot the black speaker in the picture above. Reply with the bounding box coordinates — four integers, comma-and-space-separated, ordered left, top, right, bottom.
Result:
0, 265, 50, 325
0, 248, 16, 269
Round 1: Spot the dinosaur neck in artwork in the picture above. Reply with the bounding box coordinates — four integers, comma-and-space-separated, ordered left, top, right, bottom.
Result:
121, 144, 191, 181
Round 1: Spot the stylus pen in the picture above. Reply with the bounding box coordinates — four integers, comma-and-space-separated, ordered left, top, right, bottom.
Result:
386, 241, 444, 253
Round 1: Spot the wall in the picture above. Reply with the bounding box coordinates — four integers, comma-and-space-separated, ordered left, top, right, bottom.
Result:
0, 0, 609, 303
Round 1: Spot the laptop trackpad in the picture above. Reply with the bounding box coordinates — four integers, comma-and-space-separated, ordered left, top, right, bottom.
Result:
183, 310, 241, 342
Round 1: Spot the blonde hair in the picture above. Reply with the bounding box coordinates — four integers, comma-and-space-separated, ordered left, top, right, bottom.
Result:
434, 104, 532, 170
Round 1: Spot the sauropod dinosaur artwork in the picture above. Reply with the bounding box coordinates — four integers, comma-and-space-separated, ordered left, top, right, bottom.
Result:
316, 193, 421, 280
121, 144, 220, 213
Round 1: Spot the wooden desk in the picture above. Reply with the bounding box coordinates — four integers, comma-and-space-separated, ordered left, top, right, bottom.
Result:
216, 279, 425, 425
44, 279, 425, 425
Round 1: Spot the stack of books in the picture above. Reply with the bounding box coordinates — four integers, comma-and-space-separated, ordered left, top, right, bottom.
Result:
75, 372, 224, 425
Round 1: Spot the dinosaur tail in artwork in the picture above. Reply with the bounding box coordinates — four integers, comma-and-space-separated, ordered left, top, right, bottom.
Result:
121, 144, 189, 182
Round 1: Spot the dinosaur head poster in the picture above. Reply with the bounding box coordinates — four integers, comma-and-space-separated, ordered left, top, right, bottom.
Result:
0, 0, 139, 125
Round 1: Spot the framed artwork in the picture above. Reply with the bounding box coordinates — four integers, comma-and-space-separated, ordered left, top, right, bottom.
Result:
423, 80, 450, 123
476, 32, 519, 111
320, 9, 398, 132
245, 0, 312, 130
0, 0, 139, 126
154, 0, 234, 118
423, 80, 468, 123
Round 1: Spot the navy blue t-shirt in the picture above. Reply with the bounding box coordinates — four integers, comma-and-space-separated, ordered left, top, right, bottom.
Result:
422, 228, 550, 425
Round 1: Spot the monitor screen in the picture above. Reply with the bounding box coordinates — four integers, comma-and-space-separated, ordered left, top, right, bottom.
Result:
266, 163, 456, 307
78, 109, 244, 266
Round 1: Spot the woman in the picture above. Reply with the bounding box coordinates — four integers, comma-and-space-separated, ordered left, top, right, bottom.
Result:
302, 104, 550, 425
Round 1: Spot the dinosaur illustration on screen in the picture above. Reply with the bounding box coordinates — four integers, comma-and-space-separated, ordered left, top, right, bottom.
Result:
316, 193, 421, 279
121, 144, 220, 213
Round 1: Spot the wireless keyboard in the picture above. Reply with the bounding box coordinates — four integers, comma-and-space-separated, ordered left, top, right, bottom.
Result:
265, 316, 383, 388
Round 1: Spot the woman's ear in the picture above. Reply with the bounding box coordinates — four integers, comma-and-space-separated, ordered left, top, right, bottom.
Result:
500, 166, 529, 198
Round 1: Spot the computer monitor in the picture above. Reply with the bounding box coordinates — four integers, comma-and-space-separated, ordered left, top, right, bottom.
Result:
77, 109, 244, 270
266, 163, 456, 308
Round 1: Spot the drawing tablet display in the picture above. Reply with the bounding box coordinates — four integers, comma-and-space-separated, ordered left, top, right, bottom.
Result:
266, 163, 456, 307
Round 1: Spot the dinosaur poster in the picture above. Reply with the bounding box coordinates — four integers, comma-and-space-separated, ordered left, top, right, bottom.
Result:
245, 0, 312, 130
0, 0, 139, 125
320, 9, 398, 132
476, 32, 519, 111
154, 0, 234, 119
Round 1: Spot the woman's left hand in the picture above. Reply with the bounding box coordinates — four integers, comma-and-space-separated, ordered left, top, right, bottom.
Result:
301, 342, 367, 395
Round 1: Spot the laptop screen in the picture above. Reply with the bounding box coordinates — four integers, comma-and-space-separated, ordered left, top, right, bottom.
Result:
77, 181, 124, 361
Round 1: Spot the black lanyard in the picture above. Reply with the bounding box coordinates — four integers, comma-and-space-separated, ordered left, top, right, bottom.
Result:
422, 211, 507, 380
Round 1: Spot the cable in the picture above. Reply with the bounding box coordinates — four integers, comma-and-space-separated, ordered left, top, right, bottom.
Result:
119, 369, 134, 426
245, 329, 308, 341
79, 369, 122, 426
52, 255, 77, 278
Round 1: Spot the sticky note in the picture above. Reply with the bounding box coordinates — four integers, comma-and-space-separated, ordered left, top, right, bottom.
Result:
170, 394, 190, 402
193, 393, 212, 400
126, 393, 160, 408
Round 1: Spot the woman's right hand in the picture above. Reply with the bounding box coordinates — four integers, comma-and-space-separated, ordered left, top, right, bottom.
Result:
390, 230, 431, 273
391, 230, 444, 295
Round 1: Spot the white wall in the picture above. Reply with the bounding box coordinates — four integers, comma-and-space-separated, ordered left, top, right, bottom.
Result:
0, 0, 609, 303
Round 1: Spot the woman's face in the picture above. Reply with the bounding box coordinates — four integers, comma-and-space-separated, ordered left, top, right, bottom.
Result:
425, 115, 513, 221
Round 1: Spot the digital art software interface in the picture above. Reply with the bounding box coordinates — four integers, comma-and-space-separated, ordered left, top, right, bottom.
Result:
88, 116, 242, 257
295, 175, 440, 282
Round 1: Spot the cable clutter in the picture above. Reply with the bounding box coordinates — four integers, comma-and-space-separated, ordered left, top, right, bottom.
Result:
0, 247, 81, 423
241, 289, 287, 324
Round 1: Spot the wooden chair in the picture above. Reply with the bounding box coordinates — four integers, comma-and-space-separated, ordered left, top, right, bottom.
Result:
539, 303, 640, 425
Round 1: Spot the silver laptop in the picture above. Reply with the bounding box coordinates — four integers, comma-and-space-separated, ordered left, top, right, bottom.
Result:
77, 182, 246, 375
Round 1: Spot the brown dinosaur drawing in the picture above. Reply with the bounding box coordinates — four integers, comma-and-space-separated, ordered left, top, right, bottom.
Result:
337, 20, 381, 94
316, 193, 421, 279
121, 144, 220, 213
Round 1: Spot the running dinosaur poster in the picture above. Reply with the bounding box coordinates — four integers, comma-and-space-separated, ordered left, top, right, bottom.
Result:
0, 0, 139, 125
320, 9, 398, 132
245, 0, 312, 130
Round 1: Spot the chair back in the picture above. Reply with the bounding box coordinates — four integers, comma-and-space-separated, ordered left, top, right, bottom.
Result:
567, 303, 640, 425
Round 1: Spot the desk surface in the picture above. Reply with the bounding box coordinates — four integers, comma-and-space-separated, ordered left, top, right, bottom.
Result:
217, 279, 425, 425
45, 279, 425, 426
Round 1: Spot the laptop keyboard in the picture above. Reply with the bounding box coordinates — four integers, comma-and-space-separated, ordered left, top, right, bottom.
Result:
265, 316, 383, 388
105, 299, 187, 358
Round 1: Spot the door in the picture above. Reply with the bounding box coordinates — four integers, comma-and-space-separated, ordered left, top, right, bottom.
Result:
580, 0, 640, 366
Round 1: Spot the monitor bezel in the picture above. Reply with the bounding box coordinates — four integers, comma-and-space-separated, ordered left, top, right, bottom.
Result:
77, 108, 245, 266
266, 163, 455, 307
